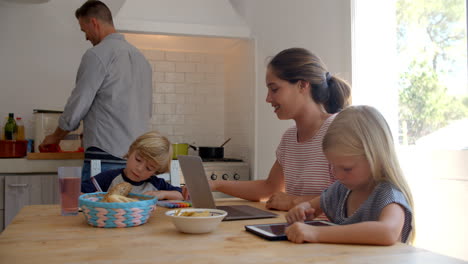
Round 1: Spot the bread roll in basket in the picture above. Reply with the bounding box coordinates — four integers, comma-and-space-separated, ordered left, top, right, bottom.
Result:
79, 183, 158, 228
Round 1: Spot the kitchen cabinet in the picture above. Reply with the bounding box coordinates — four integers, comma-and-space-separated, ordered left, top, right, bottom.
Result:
4, 174, 59, 228
0, 176, 4, 231
0, 158, 82, 232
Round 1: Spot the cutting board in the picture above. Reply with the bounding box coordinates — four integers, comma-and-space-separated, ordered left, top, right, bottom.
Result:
27, 152, 84, 160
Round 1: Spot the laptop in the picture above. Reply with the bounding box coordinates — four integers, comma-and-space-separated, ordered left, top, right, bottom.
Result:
177, 155, 278, 221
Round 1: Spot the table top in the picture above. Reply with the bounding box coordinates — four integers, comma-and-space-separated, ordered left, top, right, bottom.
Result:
0, 199, 465, 264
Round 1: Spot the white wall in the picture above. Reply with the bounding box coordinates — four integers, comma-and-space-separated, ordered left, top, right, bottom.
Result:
115, 0, 250, 38
138, 47, 227, 147
0, 0, 352, 176
124, 33, 255, 164
224, 40, 255, 165
236, 0, 352, 179
0, 0, 88, 139
0, 0, 124, 140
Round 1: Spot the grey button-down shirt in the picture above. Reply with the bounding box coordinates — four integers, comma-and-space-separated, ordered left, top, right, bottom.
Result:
59, 33, 152, 158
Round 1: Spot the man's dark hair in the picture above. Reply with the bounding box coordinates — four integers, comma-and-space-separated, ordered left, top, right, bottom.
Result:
75, 0, 114, 26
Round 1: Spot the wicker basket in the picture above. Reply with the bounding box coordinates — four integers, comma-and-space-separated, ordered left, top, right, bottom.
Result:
79, 192, 158, 228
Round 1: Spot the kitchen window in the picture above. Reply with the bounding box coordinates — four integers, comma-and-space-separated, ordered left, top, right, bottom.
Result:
352, 0, 468, 261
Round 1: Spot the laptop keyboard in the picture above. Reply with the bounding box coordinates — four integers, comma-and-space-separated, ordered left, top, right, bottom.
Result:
216, 206, 246, 217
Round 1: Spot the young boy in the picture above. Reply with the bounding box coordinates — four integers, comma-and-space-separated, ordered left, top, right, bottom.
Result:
81, 131, 183, 200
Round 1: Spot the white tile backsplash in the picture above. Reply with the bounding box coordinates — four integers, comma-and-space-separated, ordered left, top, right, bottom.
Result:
142, 47, 251, 161
165, 72, 185, 83
153, 61, 175, 72
144, 49, 165, 60
185, 73, 204, 83
155, 83, 175, 93
153, 72, 165, 82
196, 63, 215, 73
164, 94, 177, 104
165, 51, 186, 62
175, 62, 197, 73
155, 104, 176, 114
186, 53, 205, 63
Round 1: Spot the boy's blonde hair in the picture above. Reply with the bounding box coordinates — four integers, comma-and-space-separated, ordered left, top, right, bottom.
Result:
323, 105, 415, 243
125, 131, 172, 174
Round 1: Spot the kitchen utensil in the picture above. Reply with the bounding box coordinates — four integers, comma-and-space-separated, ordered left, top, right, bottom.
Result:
0, 140, 27, 158
26, 152, 84, 160
58, 167, 82, 216
165, 208, 227, 234
172, 143, 196, 160
220, 138, 231, 147
198, 146, 224, 159
192, 138, 233, 159
39, 143, 62, 153
34, 109, 83, 153
79, 192, 157, 228
157, 200, 192, 208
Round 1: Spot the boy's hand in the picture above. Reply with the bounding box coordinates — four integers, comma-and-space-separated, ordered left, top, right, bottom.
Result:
285, 201, 316, 224
143, 191, 165, 200
181, 186, 190, 201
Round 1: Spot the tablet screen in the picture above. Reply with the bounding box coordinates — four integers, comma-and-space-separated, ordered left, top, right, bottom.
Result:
254, 221, 332, 236
257, 223, 287, 235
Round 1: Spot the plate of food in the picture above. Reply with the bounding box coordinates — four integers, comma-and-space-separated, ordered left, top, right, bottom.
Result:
165, 208, 227, 234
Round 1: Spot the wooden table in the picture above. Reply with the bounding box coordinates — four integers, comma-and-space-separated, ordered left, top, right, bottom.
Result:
0, 199, 465, 264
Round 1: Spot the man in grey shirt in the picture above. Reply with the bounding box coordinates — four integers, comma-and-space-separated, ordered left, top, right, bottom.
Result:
40, 1, 152, 182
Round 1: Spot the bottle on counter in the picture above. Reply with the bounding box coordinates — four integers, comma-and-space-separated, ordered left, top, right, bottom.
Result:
0, 116, 7, 140
15, 117, 25, 140
4, 113, 17, 140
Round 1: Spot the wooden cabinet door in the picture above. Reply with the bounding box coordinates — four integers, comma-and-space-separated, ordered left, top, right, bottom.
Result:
4, 174, 59, 227
0, 176, 4, 231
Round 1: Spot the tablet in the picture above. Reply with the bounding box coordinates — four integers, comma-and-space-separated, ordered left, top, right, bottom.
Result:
245, 221, 335, 241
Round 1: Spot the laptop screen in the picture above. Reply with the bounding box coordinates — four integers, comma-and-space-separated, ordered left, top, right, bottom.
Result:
177, 155, 217, 209
178, 155, 278, 221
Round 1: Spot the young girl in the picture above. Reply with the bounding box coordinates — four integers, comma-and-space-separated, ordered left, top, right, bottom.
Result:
285, 105, 414, 245
209, 48, 351, 211
81, 131, 183, 201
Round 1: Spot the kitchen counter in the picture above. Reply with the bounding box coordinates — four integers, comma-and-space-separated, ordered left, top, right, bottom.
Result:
0, 158, 82, 174
0, 199, 466, 264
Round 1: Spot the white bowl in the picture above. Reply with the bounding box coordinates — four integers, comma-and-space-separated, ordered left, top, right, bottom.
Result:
165, 208, 227, 234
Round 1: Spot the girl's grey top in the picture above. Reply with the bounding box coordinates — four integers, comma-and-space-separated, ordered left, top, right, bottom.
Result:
321, 180, 413, 243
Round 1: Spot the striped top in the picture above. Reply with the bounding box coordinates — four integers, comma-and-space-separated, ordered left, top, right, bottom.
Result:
320, 181, 413, 243
276, 114, 337, 196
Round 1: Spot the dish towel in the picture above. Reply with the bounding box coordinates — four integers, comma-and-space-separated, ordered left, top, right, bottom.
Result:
157, 200, 192, 208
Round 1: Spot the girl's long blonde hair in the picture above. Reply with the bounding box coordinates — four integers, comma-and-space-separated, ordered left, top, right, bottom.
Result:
323, 105, 415, 243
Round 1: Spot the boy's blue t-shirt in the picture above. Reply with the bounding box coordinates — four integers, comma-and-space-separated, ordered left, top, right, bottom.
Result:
81, 168, 182, 194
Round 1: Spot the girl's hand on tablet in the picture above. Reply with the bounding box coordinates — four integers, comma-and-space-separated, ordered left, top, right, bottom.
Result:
285, 201, 316, 224
285, 222, 319, 243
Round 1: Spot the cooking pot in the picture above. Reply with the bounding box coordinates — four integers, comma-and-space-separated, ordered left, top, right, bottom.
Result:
172, 143, 196, 160
195, 138, 230, 160
198, 146, 224, 159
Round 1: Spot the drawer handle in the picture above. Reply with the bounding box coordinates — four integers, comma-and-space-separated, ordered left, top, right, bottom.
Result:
8, 183, 29, 187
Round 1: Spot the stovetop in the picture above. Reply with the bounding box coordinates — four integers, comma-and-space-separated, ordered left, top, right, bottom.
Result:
201, 158, 243, 162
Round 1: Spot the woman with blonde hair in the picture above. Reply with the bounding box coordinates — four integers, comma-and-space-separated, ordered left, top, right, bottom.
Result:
285, 105, 415, 245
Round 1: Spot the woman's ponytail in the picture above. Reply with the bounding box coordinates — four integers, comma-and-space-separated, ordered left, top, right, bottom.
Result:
268, 48, 351, 114
323, 74, 351, 113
